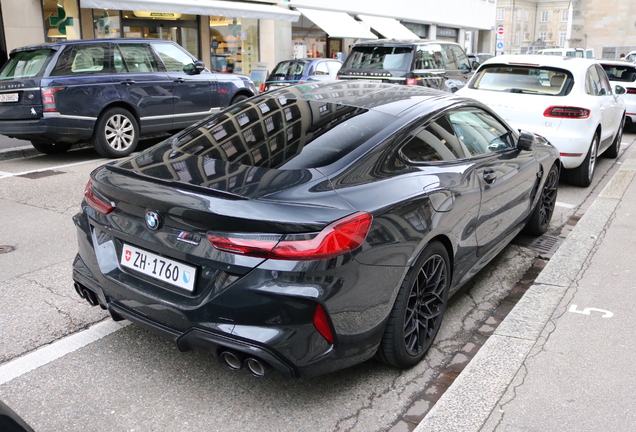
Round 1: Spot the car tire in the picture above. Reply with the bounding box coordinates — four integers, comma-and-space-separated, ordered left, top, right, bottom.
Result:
524, 163, 559, 236
602, 116, 624, 159
230, 94, 249, 105
30, 141, 72, 155
377, 241, 450, 369
92, 107, 139, 158
564, 133, 598, 187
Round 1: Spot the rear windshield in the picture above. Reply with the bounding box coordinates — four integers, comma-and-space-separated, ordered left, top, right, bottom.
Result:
165, 95, 394, 170
271, 61, 308, 77
601, 64, 636, 82
470, 65, 573, 96
343, 46, 413, 71
0, 49, 53, 79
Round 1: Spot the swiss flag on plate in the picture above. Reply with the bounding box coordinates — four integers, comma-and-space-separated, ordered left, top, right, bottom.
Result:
125, 250, 131, 261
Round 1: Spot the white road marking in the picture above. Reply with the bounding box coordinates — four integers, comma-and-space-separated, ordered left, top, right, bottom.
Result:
0, 158, 107, 180
555, 201, 576, 209
568, 304, 614, 318
0, 320, 129, 385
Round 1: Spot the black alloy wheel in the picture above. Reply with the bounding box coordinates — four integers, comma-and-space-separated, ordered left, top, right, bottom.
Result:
525, 163, 559, 236
377, 241, 450, 368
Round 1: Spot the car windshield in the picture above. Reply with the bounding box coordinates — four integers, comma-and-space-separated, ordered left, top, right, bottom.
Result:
163, 95, 394, 170
601, 64, 636, 82
343, 46, 413, 70
471, 65, 572, 96
0, 49, 53, 79
271, 61, 308, 77
627, 53, 636, 62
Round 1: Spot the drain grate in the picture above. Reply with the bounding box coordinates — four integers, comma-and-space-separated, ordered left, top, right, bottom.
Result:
0, 245, 15, 254
517, 234, 563, 258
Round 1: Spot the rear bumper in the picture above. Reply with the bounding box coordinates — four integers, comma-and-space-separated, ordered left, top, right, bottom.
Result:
72, 211, 401, 377
0, 114, 95, 143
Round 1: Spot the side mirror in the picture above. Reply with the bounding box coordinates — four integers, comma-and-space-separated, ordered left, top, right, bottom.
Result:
517, 131, 535, 151
615, 85, 627, 95
184, 60, 205, 75
472, 61, 480, 70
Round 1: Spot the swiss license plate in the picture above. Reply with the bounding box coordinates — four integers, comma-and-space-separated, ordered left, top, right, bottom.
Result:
0, 93, 18, 102
120, 243, 196, 292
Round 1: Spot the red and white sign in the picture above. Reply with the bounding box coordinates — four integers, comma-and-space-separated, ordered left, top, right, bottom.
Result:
497, 25, 505, 36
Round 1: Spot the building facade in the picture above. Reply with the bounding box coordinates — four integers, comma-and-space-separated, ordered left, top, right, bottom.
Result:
0, 0, 497, 75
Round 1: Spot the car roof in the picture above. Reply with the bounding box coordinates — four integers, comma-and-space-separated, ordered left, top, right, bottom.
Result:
352, 39, 460, 47
598, 59, 636, 66
266, 81, 464, 117
10, 38, 174, 54
479, 54, 598, 72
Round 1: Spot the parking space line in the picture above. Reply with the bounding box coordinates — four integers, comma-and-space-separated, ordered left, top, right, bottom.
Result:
555, 201, 576, 209
0, 320, 129, 386
0, 159, 107, 180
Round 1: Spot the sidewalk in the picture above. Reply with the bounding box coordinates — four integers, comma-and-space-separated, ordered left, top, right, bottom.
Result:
417, 139, 636, 431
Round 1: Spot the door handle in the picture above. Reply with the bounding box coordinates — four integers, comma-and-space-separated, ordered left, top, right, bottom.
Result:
120, 79, 135, 85
174, 78, 186, 83
483, 169, 497, 184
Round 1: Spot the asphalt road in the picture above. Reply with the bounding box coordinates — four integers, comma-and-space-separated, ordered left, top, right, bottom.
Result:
0, 134, 633, 431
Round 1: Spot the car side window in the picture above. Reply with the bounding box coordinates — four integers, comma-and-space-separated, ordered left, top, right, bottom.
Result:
585, 66, 609, 96
447, 107, 515, 156
64, 44, 109, 74
400, 115, 466, 162
117, 44, 158, 73
314, 61, 330, 76
414, 45, 444, 70
440, 45, 459, 70
450, 45, 470, 71
595, 64, 612, 95
326, 61, 341, 76
151, 43, 195, 72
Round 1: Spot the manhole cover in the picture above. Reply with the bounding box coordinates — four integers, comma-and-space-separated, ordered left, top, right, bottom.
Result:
0, 245, 15, 254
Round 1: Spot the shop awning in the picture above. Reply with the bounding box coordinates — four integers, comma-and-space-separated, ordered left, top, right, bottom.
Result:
358, 15, 420, 40
296, 8, 377, 39
80, 0, 301, 22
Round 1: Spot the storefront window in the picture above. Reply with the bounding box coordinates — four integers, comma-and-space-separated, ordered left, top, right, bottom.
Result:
120, 11, 199, 58
209, 16, 258, 74
93, 9, 122, 38
292, 38, 326, 59
42, 0, 80, 42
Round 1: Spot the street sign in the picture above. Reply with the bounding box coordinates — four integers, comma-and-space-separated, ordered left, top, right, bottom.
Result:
496, 42, 504, 50
497, 25, 504, 36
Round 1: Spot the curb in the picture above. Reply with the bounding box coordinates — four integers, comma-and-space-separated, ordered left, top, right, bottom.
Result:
0, 145, 41, 161
415, 140, 636, 432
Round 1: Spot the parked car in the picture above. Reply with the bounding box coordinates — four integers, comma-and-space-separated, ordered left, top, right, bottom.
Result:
467, 52, 494, 69
259, 58, 342, 92
625, 51, 636, 62
0, 38, 258, 158
458, 55, 625, 187
537, 48, 595, 59
73, 82, 559, 378
600, 60, 636, 131
337, 39, 473, 92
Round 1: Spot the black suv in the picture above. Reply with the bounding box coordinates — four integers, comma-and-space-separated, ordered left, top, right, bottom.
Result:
337, 39, 473, 92
0, 39, 257, 157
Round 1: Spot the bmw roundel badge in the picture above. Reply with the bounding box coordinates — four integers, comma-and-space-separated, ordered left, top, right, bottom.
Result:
145, 211, 162, 230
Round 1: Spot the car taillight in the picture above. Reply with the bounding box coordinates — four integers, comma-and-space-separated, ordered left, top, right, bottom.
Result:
405, 78, 420, 86
313, 304, 334, 344
543, 106, 591, 119
84, 180, 115, 214
626, 87, 636, 94
41, 87, 64, 112
259, 83, 267, 93
207, 212, 373, 261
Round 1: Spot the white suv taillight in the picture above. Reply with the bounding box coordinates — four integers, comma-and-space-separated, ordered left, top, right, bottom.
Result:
41, 87, 64, 112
